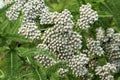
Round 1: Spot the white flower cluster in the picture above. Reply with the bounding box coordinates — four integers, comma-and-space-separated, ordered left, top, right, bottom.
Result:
95, 63, 117, 80
68, 54, 89, 77
6, 0, 26, 20
104, 28, 120, 70
37, 44, 49, 50
41, 28, 82, 60
39, 9, 82, 61
40, 9, 74, 27
96, 27, 105, 41
40, 11, 59, 25
3, 0, 15, 5
77, 3, 98, 29
54, 9, 74, 27
87, 38, 104, 56
34, 54, 56, 68
58, 68, 68, 77
6, 0, 47, 40
18, 22, 41, 40
22, 0, 46, 20
96, 27, 120, 70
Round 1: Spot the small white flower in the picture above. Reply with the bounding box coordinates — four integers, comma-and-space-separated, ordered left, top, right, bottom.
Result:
34, 54, 56, 68
95, 63, 117, 80
77, 3, 98, 29
68, 54, 89, 77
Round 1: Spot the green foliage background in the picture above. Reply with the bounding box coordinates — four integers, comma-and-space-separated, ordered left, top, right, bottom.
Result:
0, 0, 120, 80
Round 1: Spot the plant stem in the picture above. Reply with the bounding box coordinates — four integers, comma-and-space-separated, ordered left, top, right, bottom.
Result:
10, 52, 13, 78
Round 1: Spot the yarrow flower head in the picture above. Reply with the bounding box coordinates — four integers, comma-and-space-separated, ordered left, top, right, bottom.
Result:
40, 9, 74, 28
96, 27, 105, 41
103, 28, 120, 71
34, 54, 56, 68
6, 0, 47, 40
18, 21, 41, 41
40, 26, 82, 61
77, 3, 98, 29
58, 68, 68, 77
40, 11, 59, 25
6, 0, 26, 20
68, 54, 89, 77
87, 38, 104, 56
95, 63, 117, 80
39, 8, 82, 61
3, 0, 15, 5
37, 44, 49, 50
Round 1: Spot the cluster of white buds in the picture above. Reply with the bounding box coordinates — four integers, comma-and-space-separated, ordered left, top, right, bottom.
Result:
37, 44, 49, 50
22, 0, 46, 20
68, 54, 89, 77
77, 3, 98, 29
103, 28, 120, 71
106, 28, 115, 38
19, 0, 46, 40
34, 54, 56, 68
40, 11, 59, 25
82, 50, 98, 69
6, 0, 47, 40
95, 63, 117, 80
41, 27, 82, 60
54, 9, 74, 27
87, 38, 104, 56
58, 68, 68, 77
18, 22, 41, 40
39, 8, 82, 61
3, 0, 15, 5
96, 27, 105, 41
6, 0, 26, 20
40, 9, 74, 28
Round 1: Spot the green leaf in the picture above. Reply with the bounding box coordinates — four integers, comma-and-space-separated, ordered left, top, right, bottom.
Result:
46, 61, 66, 77
0, 69, 5, 79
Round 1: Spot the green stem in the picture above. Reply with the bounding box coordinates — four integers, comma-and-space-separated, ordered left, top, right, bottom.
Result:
0, 69, 5, 78
11, 52, 13, 76
18, 73, 32, 80
99, 15, 113, 18
35, 67, 42, 80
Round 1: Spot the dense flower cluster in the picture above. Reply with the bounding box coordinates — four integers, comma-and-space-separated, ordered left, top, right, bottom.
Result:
95, 63, 117, 80
6, 0, 120, 79
104, 28, 120, 70
96, 27, 105, 41
96, 27, 120, 70
41, 28, 82, 60
37, 44, 49, 50
3, 0, 15, 5
6, 0, 47, 40
77, 3, 98, 29
40, 9, 74, 27
58, 68, 68, 77
40, 11, 59, 25
6, 0, 26, 20
40, 9, 82, 61
34, 54, 56, 68
87, 38, 104, 56
18, 22, 41, 40
68, 54, 89, 77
